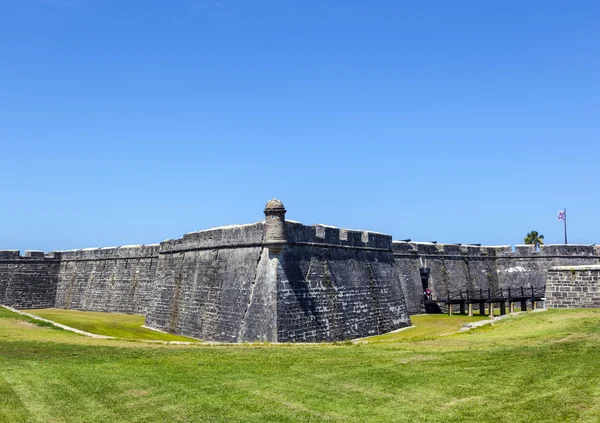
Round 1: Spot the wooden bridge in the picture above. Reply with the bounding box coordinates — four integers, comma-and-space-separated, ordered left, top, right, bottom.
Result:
424, 286, 546, 316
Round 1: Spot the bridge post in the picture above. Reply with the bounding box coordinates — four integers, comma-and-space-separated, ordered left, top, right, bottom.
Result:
488, 302, 494, 317
500, 301, 506, 315
509, 302, 514, 313
541, 285, 547, 310
479, 302, 485, 315
468, 303, 473, 316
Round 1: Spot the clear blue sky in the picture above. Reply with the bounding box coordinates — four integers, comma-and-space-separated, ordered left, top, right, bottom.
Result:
1, 0, 599, 252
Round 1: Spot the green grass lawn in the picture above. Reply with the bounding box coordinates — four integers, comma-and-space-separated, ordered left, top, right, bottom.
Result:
1, 307, 599, 422
23, 308, 198, 342
363, 314, 489, 343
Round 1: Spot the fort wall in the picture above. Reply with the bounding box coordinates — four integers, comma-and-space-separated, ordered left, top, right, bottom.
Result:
144, 218, 410, 342
145, 222, 271, 342
546, 265, 600, 308
277, 223, 409, 342
2, 199, 599, 341
0, 250, 60, 309
54, 245, 159, 314
394, 242, 600, 314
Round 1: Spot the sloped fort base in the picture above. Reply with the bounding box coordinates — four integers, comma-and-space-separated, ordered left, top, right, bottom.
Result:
144, 222, 276, 342
277, 223, 407, 342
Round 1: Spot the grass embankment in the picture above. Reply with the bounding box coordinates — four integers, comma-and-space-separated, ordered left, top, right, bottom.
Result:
1, 307, 599, 422
364, 314, 488, 343
23, 308, 198, 342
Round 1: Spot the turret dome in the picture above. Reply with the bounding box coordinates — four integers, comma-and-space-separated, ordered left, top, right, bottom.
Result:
264, 199, 286, 211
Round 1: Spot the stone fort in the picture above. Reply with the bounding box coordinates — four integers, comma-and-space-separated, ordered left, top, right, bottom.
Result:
1, 199, 598, 342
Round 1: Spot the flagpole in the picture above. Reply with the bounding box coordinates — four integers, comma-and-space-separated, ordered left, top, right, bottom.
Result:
564, 208, 568, 245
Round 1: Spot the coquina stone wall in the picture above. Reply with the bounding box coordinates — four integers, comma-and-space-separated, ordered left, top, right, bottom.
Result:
54, 245, 159, 314
0, 250, 60, 309
394, 242, 600, 314
0, 200, 411, 343
546, 265, 600, 308
278, 223, 408, 342
144, 217, 411, 342
145, 222, 271, 342
3, 198, 600, 341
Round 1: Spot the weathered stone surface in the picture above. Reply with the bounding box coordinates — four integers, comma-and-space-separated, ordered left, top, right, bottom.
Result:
276, 222, 408, 342
145, 222, 271, 342
3, 198, 599, 342
144, 218, 410, 342
0, 251, 60, 309
54, 245, 159, 314
394, 242, 600, 314
546, 265, 600, 308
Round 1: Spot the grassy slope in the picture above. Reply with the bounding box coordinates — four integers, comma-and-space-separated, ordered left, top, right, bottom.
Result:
24, 308, 198, 342
363, 314, 489, 343
0, 308, 599, 423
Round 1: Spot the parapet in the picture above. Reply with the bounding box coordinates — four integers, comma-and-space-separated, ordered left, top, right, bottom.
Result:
514, 245, 537, 255
24, 250, 45, 259
55, 244, 160, 260
392, 241, 600, 258
0, 250, 58, 260
540, 244, 599, 256
160, 222, 266, 253
392, 241, 511, 257
286, 222, 392, 250
159, 220, 393, 254
501, 244, 600, 257
0, 250, 21, 260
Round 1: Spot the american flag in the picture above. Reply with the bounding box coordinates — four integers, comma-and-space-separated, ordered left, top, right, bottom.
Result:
557, 210, 566, 221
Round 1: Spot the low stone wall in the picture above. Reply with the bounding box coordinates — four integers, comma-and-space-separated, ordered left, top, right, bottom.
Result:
546, 265, 600, 308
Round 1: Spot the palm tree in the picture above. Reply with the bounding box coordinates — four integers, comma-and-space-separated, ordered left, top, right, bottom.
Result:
524, 230, 544, 249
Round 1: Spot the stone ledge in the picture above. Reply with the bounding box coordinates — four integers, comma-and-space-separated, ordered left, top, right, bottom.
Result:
549, 265, 600, 271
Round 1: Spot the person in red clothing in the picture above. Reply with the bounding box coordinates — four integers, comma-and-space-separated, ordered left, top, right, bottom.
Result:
424, 287, 432, 300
